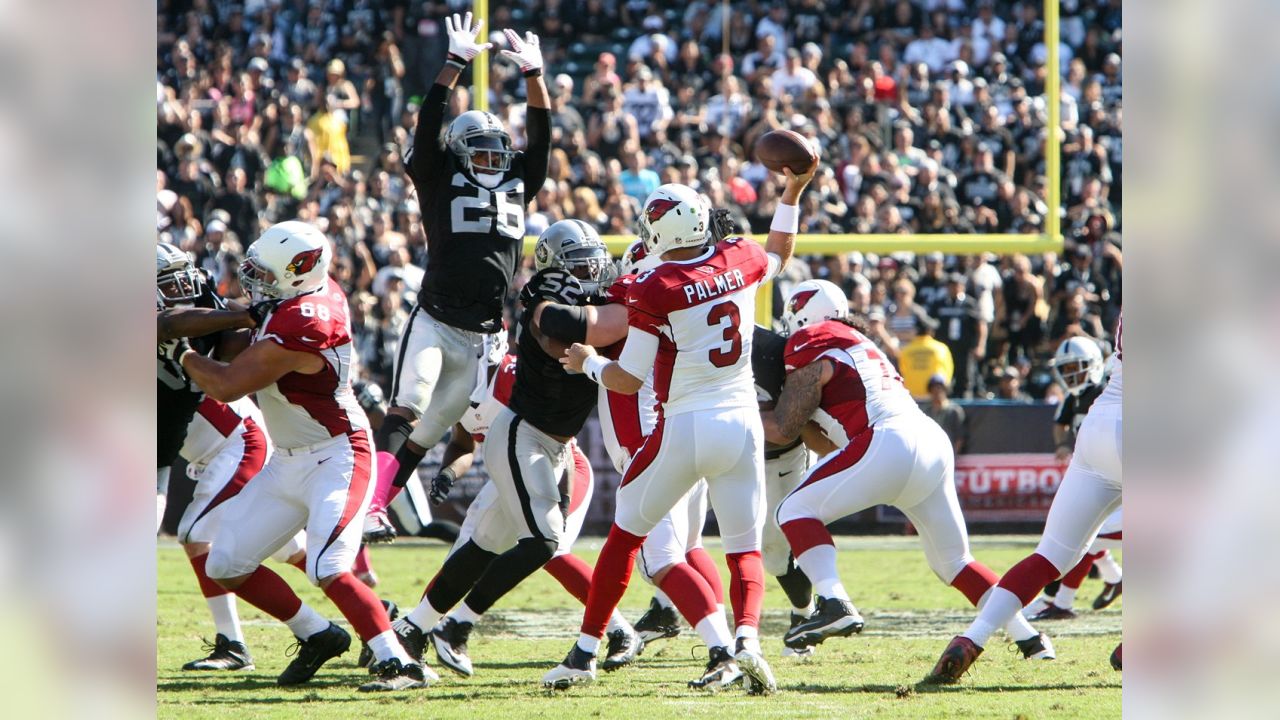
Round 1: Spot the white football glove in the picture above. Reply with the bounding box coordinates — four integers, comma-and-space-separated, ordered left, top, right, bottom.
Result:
500, 29, 544, 76
445, 12, 492, 65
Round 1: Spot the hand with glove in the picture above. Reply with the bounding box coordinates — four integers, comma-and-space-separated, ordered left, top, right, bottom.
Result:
158, 336, 192, 365
519, 268, 585, 309
428, 469, 456, 506
247, 299, 279, 329
500, 29, 544, 78
444, 12, 492, 68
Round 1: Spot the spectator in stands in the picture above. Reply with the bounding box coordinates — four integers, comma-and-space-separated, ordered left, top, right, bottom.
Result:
925, 374, 967, 455
993, 365, 1032, 402
771, 49, 818, 100
899, 315, 954, 400
619, 145, 660, 204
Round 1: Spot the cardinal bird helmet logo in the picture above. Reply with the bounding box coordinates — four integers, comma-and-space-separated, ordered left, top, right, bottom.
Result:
788, 288, 819, 315
285, 248, 324, 277
644, 198, 681, 223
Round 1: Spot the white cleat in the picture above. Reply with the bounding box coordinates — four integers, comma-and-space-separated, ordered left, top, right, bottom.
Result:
542, 643, 597, 689
687, 646, 742, 692
734, 643, 778, 696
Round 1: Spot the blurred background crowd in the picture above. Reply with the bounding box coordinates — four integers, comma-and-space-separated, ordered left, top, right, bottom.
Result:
157, 0, 1122, 403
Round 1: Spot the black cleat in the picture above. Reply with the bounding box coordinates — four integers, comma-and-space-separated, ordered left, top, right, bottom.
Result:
358, 658, 433, 691
601, 625, 644, 672
1028, 604, 1077, 621
633, 597, 681, 644
781, 611, 816, 658
542, 643, 597, 688
277, 622, 351, 686
1110, 643, 1122, 671
783, 596, 864, 649
362, 509, 397, 544
924, 635, 983, 684
432, 617, 475, 677
1093, 581, 1123, 610
182, 634, 254, 671
358, 600, 402, 669
687, 645, 741, 691
1015, 632, 1056, 660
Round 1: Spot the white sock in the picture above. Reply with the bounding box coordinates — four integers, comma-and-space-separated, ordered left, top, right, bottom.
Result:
284, 604, 331, 640
694, 611, 734, 649
653, 589, 674, 609
793, 600, 815, 617
976, 586, 1038, 642
735, 625, 760, 654
406, 598, 444, 631
448, 602, 482, 625
716, 602, 726, 617
795, 545, 849, 601
367, 628, 412, 664
207, 593, 244, 643
963, 587, 1021, 647
576, 633, 600, 655
1095, 552, 1123, 584
606, 610, 632, 634
1053, 584, 1078, 610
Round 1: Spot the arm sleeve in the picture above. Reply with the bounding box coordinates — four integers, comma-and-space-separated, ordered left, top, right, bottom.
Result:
522, 106, 551, 194
617, 327, 660, 380
538, 303, 588, 344
410, 82, 451, 185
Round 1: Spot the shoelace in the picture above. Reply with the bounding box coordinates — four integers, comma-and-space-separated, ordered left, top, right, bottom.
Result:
284, 639, 303, 658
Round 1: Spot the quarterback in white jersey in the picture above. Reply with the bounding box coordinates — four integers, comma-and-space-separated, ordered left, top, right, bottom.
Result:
546, 170, 813, 695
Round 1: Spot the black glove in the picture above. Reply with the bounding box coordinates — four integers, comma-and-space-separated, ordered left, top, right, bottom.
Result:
428, 469, 457, 506
519, 268, 584, 309
158, 336, 192, 364
247, 299, 280, 328
710, 208, 742, 243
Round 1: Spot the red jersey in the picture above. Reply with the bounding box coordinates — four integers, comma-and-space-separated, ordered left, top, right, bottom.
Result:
253, 277, 369, 449
597, 273, 656, 471
783, 320, 919, 447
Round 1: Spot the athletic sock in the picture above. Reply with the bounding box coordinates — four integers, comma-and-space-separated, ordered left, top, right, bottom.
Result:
448, 602, 483, 625
1095, 550, 1123, 584
653, 588, 675, 610
375, 413, 413, 455
685, 547, 724, 605
232, 565, 304, 623
393, 442, 426, 489
963, 586, 1021, 647
735, 625, 761, 654
366, 628, 412, 664
576, 633, 600, 655
964, 553, 1061, 647
543, 553, 593, 605
579, 524, 646, 640
725, 550, 764, 631
1061, 551, 1102, 591
206, 593, 244, 643
605, 610, 632, 635
284, 605, 331, 640
657, 562, 719, 629
406, 598, 445, 633
694, 612, 734, 650
792, 543, 849, 601
974, 586, 1039, 642
950, 561, 1001, 605
1053, 584, 1078, 609
463, 537, 556, 615
323, 572, 392, 642
353, 545, 373, 577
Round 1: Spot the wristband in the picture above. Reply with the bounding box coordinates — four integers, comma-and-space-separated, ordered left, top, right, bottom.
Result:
446, 55, 467, 70
523, 67, 543, 78
177, 349, 194, 367
583, 355, 609, 384
770, 202, 799, 234
437, 467, 457, 484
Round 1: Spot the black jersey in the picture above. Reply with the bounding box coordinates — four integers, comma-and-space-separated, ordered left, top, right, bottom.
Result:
1054, 382, 1103, 438
156, 292, 225, 468
408, 83, 550, 334
752, 325, 803, 458
508, 306, 598, 437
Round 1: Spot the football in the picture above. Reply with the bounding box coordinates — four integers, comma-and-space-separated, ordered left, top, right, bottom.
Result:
755, 129, 818, 174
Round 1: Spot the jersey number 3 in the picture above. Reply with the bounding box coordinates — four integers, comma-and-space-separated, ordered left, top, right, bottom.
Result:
706, 301, 742, 367
451, 174, 525, 239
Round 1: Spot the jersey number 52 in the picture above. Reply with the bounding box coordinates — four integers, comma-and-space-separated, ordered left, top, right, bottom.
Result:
451, 174, 525, 239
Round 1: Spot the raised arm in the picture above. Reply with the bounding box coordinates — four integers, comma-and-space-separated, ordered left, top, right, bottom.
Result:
410, 12, 492, 182
499, 29, 551, 195
764, 166, 817, 275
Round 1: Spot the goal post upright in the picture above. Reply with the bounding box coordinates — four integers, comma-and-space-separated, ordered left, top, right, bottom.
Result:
473, 0, 489, 112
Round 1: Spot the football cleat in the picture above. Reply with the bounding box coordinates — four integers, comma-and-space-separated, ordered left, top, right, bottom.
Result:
182, 634, 254, 671
1015, 632, 1056, 660
391, 617, 429, 662
1110, 643, 1122, 671
923, 635, 983, 684
601, 625, 644, 672
432, 617, 475, 677
734, 638, 777, 696
1093, 581, 1123, 610
687, 645, 741, 691
633, 597, 681, 644
362, 509, 397, 544
357, 658, 433, 692
542, 643, 597, 689
781, 611, 816, 658
358, 599, 401, 669
783, 596, 864, 649
1028, 604, 1077, 621
1021, 597, 1052, 619
277, 622, 351, 686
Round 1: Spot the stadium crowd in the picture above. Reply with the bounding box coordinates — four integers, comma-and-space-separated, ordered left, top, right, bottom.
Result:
157, 0, 1122, 402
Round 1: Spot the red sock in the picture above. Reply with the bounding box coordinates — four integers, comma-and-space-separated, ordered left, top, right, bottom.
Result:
998, 553, 1063, 606
353, 545, 373, 577
725, 550, 765, 630
685, 547, 724, 605
657, 562, 719, 627
1061, 551, 1103, 590
579, 524, 645, 638
544, 554, 593, 605
950, 561, 1001, 606
780, 517, 833, 558
232, 566, 304, 622
323, 572, 391, 642
188, 553, 230, 598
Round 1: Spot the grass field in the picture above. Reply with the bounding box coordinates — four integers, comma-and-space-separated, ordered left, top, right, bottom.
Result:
158, 535, 1121, 719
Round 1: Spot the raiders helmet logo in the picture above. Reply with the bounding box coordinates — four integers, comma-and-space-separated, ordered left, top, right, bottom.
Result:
644, 198, 681, 223
788, 288, 819, 314
535, 241, 550, 266
286, 248, 324, 277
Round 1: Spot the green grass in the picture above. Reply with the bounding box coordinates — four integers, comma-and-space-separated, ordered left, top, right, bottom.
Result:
158, 536, 1121, 719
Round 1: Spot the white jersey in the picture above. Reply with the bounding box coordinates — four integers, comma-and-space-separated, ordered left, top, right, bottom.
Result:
619, 238, 775, 417
181, 395, 267, 467
1097, 312, 1122, 407
459, 353, 518, 440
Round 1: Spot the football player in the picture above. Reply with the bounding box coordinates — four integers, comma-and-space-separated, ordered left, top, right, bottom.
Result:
764, 280, 1052, 661
926, 314, 1123, 683
368, 12, 551, 543
389, 220, 630, 677
156, 244, 309, 672
546, 174, 813, 695
169, 221, 428, 692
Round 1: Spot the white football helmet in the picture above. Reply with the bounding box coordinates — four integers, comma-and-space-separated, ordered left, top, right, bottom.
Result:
446, 110, 515, 179
782, 279, 849, 333
1050, 336, 1105, 395
637, 184, 710, 258
533, 219, 617, 295
238, 220, 332, 301
618, 238, 661, 275
156, 243, 206, 305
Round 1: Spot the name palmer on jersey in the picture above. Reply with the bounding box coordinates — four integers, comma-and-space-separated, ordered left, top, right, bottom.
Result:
679, 268, 749, 305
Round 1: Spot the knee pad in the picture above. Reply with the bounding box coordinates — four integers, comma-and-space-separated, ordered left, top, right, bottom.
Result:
204, 548, 234, 581
761, 538, 791, 578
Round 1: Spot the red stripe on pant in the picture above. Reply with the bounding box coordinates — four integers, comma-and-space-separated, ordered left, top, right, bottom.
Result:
183, 418, 269, 541
619, 413, 665, 488
315, 431, 374, 572
998, 553, 1063, 606
580, 524, 646, 639
790, 426, 874, 494
726, 551, 764, 630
